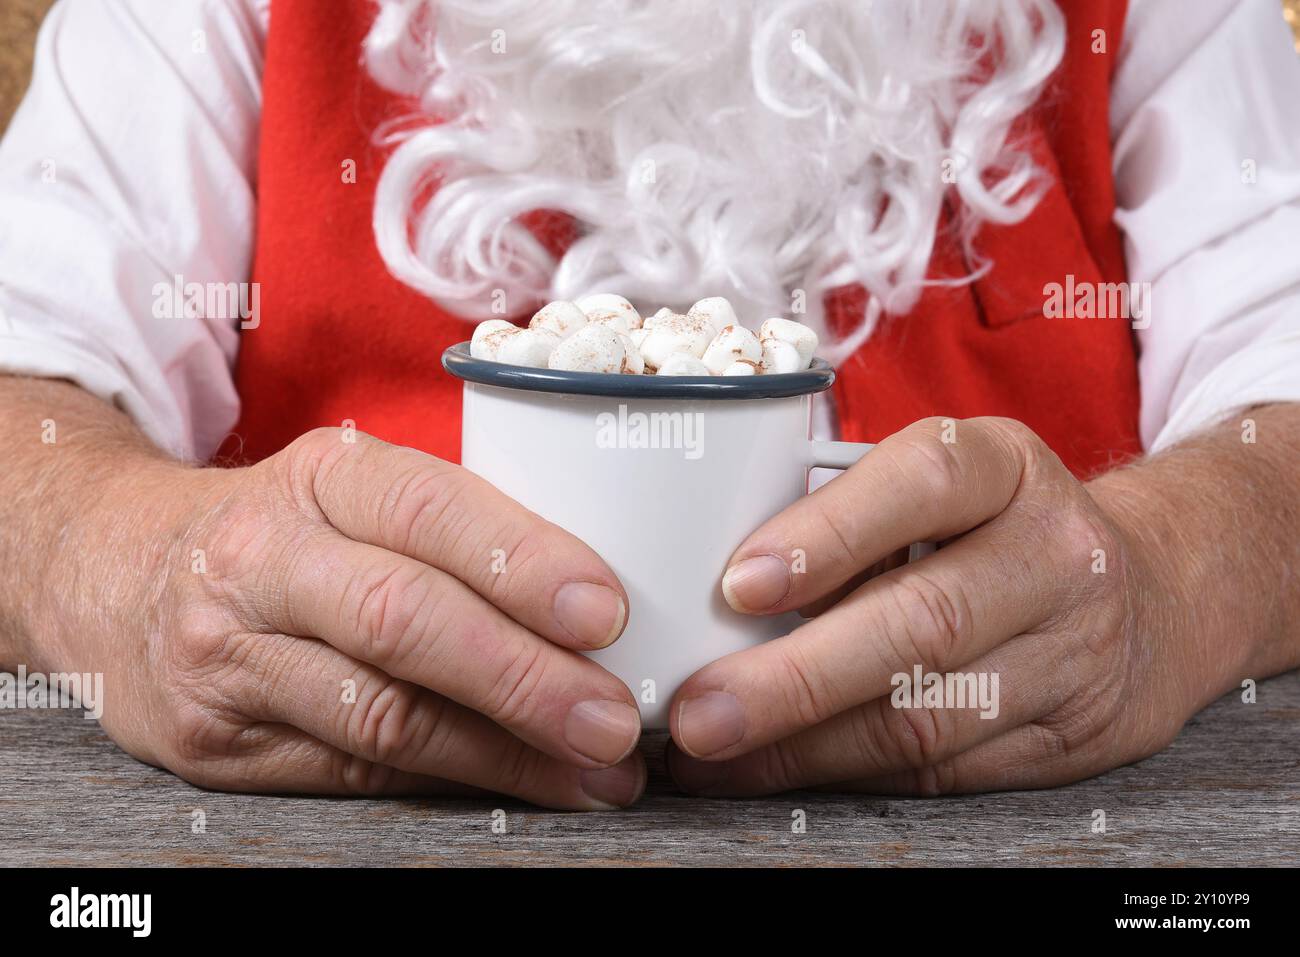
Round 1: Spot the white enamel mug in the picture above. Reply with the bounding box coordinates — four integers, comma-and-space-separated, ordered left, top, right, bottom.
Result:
444, 342, 878, 729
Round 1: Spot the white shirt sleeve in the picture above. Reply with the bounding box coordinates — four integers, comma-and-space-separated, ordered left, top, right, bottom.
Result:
1113, 0, 1300, 451
0, 0, 268, 461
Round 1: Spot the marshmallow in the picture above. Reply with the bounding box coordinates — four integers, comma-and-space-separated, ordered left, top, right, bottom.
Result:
530, 300, 589, 339
577, 293, 642, 332
687, 297, 740, 336
616, 332, 645, 374
470, 319, 518, 360
759, 317, 818, 367
656, 353, 712, 376
548, 323, 629, 373
473, 297, 820, 376
588, 314, 631, 335
639, 314, 714, 369
760, 337, 803, 374
496, 327, 560, 367
644, 307, 683, 330
701, 324, 763, 375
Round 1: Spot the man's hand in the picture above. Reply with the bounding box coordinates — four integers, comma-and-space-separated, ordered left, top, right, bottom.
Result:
667, 408, 1300, 796
0, 378, 644, 809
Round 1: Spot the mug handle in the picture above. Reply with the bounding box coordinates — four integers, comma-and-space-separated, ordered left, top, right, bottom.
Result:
809, 439, 937, 563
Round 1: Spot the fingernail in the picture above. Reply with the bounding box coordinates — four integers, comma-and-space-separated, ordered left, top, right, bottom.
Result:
676, 691, 746, 757
565, 699, 641, 765
579, 758, 644, 808
554, 581, 626, 648
722, 554, 791, 612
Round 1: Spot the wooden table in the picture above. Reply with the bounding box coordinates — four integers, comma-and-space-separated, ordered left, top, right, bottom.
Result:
3, 673, 1297, 867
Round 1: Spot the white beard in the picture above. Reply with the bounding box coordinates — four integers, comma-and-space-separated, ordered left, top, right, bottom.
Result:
364, 0, 1065, 360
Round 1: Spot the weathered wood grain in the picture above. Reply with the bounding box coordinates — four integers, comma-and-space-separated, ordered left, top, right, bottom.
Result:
2, 673, 1297, 866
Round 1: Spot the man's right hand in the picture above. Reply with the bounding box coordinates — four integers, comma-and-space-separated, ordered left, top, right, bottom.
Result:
5, 380, 644, 809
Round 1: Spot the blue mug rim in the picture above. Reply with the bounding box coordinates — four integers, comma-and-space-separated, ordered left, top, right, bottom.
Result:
441, 341, 835, 400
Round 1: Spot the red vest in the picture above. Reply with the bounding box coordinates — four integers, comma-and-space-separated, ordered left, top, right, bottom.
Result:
227, 0, 1140, 478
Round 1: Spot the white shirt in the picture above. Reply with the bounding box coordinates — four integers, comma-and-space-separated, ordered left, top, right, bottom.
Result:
1, 0, 1299, 462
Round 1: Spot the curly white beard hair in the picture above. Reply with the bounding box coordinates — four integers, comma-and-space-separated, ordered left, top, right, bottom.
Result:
364, 0, 1065, 361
